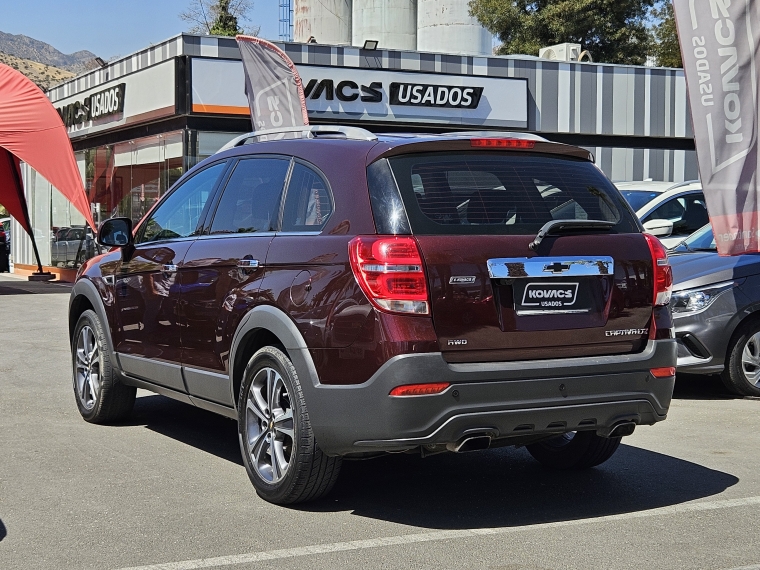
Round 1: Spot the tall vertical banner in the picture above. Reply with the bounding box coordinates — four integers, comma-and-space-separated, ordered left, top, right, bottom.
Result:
673, 0, 759, 255
236, 35, 309, 137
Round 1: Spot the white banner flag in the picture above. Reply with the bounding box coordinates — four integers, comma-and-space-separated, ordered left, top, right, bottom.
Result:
673, 0, 759, 255
236, 35, 309, 135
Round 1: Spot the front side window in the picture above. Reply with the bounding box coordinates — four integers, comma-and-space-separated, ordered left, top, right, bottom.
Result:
210, 158, 290, 234
281, 163, 333, 232
138, 162, 225, 243
644, 193, 708, 236
386, 153, 636, 235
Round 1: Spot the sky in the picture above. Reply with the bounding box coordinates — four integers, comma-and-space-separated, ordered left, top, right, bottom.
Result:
1, 0, 281, 60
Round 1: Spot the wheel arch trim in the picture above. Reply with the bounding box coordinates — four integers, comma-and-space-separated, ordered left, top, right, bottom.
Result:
229, 305, 320, 410
69, 279, 116, 358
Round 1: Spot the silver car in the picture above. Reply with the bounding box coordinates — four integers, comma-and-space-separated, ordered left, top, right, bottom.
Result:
617, 181, 708, 248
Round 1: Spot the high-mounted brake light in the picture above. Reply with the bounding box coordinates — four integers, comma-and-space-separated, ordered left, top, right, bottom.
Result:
650, 367, 676, 378
349, 236, 430, 315
471, 138, 535, 149
644, 233, 673, 307
390, 383, 450, 396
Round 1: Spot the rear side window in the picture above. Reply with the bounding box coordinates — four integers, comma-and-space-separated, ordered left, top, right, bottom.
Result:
210, 158, 289, 234
281, 163, 333, 232
385, 153, 638, 235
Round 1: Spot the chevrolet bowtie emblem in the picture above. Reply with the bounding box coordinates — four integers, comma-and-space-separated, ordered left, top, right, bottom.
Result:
543, 262, 571, 274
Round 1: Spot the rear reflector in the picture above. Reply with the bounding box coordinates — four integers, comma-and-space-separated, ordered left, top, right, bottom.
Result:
349, 236, 430, 315
390, 383, 450, 396
650, 367, 676, 378
471, 138, 535, 149
644, 233, 673, 306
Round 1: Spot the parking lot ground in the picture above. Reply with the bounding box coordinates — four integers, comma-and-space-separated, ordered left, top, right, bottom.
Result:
0, 274, 759, 570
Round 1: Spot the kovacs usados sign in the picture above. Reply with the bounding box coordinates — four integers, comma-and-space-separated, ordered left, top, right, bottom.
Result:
57, 83, 126, 128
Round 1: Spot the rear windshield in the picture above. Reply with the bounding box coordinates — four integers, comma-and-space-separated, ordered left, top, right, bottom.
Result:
383, 152, 639, 235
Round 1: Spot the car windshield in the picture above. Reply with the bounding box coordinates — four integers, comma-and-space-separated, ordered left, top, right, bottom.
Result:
670, 223, 716, 252
619, 190, 660, 211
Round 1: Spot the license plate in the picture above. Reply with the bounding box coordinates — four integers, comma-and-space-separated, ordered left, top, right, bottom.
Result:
514, 281, 589, 314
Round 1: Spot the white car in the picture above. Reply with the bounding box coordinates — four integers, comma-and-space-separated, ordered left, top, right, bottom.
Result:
616, 181, 708, 248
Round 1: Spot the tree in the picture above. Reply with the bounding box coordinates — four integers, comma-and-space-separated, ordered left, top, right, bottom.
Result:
651, 1, 682, 67
180, 0, 260, 37
468, 0, 655, 65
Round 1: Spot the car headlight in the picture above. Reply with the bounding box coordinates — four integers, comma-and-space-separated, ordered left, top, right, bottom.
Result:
671, 281, 737, 315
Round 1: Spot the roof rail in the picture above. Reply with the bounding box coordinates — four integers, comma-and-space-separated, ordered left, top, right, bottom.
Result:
218, 125, 378, 152
666, 179, 701, 191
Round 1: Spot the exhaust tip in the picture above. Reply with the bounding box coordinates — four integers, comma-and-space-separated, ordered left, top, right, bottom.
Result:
608, 421, 636, 438
446, 435, 492, 453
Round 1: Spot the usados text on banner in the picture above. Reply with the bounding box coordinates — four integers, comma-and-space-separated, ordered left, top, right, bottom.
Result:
673, 0, 760, 255
235, 35, 309, 138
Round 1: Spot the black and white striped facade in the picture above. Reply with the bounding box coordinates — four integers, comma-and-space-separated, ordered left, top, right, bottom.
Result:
48, 34, 697, 183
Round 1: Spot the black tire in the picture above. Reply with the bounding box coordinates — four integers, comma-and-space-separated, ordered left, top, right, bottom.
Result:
72, 310, 136, 423
238, 346, 341, 504
721, 321, 760, 397
526, 431, 622, 469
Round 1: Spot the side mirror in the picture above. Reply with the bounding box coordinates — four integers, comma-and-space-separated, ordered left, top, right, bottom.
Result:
643, 219, 674, 238
98, 217, 133, 248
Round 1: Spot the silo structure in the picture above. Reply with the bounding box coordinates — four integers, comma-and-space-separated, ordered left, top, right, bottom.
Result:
417, 0, 491, 55
294, 0, 352, 45
352, 0, 417, 52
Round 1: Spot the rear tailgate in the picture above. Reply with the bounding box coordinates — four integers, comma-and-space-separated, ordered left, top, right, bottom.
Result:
416, 233, 654, 363
375, 145, 652, 363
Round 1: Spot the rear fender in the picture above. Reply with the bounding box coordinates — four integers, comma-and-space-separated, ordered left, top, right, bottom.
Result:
229, 305, 321, 409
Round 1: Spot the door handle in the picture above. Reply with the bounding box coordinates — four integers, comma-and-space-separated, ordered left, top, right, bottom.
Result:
162, 264, 178, 273
237, 259, 260, 269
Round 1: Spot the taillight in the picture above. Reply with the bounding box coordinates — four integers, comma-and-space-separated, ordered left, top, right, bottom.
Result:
390, 383, 450, 396
644, 233, 672, 306
348, 236, 429, 315
470, 138, 535, 149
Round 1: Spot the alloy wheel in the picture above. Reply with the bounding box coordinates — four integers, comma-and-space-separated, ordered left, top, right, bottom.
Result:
245, 366, 295, 483
740, 331, 760, 388
75, 325, 101, 410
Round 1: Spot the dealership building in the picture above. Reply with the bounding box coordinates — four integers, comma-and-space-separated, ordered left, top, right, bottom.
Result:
12, 33, 696, 277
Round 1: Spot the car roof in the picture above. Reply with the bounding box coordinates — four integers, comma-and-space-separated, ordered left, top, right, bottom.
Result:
616, 180, 701, 193
209, 126, 594, 167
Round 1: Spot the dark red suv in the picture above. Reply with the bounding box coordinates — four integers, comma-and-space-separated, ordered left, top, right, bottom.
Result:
69, 127, 677, 504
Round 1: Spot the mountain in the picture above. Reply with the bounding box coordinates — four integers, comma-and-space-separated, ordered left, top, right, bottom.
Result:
0, 31, 99, 74
0, 52, 74, 90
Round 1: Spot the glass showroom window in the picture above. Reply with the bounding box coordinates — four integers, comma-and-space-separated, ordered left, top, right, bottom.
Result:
85, 131, 184, 230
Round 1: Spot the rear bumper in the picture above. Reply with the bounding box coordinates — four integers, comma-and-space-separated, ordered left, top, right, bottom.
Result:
295, 340, 677, 456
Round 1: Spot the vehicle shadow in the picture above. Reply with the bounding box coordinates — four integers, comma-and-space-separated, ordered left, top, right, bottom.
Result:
302, 444, 738, 529
124, 395, 737, 531
673, 373, 739, 400
0, 518, 6, 541
125, 394, 242, 465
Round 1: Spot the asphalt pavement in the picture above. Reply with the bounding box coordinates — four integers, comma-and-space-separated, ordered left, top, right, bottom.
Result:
0, 273, 758, 570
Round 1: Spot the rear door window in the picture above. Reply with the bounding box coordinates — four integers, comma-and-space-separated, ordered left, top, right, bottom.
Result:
385, 153, 637, 235
209, 158, 290, 234
280, 162, 333, 232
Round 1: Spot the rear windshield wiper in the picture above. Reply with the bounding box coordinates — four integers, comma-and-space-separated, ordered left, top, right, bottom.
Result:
529, 219, 616, 250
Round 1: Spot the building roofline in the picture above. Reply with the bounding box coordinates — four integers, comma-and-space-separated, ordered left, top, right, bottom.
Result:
47, 33, 683, 102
